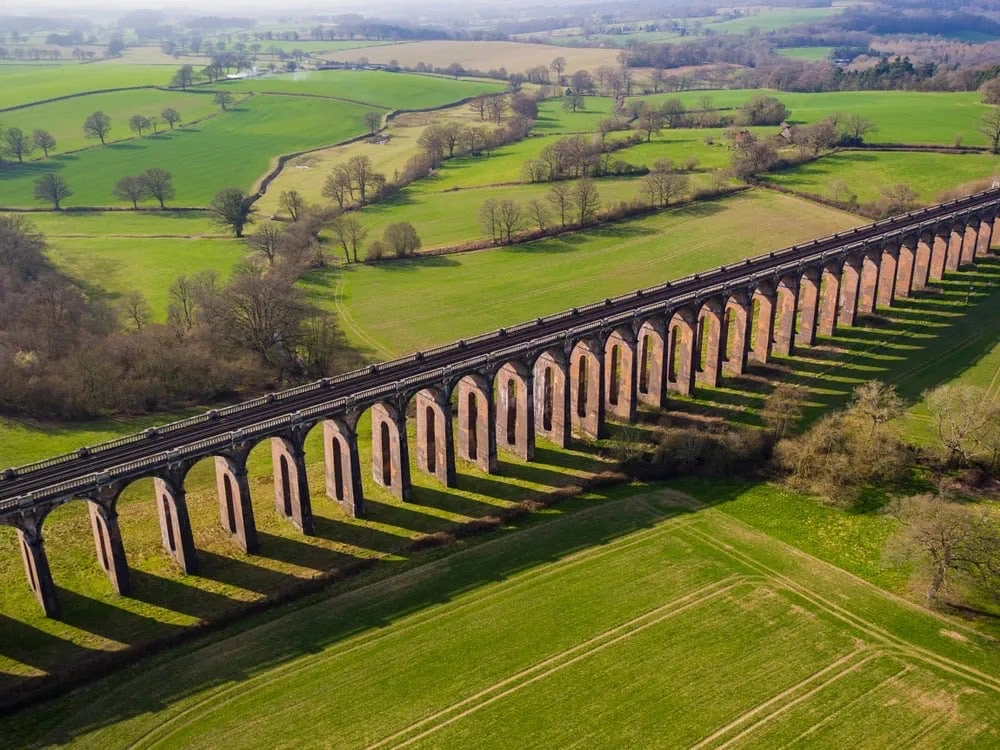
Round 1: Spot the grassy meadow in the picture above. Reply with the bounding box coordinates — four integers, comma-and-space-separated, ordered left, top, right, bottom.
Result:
357, 41, 620, 74
0, 94, 371, 207
0, 88, 222, 154
2, 489, 996, 748
767, 151, 1000, 203
777, 46, 834, 61
0, 64, 175, 109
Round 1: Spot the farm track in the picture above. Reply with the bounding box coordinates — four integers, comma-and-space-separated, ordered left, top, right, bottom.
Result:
3, 189, 997, 508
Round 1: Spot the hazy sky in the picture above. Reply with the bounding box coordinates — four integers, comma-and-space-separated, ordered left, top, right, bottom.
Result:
0, 0, 539, 13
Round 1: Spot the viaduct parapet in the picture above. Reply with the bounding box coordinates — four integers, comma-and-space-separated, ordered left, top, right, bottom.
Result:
3, 190, 999, 617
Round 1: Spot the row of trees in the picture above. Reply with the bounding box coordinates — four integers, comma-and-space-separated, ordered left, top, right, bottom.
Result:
113, 168, 176, 209
2, 127, 55, 162
479, 179, 603, 244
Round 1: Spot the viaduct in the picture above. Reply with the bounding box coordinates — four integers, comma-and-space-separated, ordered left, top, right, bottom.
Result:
3, 190, 999, 617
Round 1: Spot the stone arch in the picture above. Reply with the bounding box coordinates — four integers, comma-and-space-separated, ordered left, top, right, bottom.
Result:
212, 445, 260, 553
269, 429, 314, 535
771, 275, 799, 358
817, 260, 842, 337
929, 224, 949, 281
961, 214, 979, 265
876, 242, 899, 308
533, 348, 571, 448
913, 230, 934, 290
457, 372, 498, 473
413, 386, 456, 486
722, 292, 751, 376
946, 219, 965, 272
667, 306, 697, 393
795, 266, 821, 347
312, 413, 365, 518
5, 508, 59, 616
570, 337, 606, 438
857, 249, 882, 315
749, 281, 775, 364
895, 236, 917, 298
604, 326, 637, 421
695, 298, 724, 386
371, 399, 412, 501
635, 315, 668, 407
494, 360, 534, 461
976, 211, 995, 257
837, 255, 862, 328
147, 470, 198, 574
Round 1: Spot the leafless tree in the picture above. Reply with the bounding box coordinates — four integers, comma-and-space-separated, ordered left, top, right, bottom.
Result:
246, 222, 287, 267
572, 178, 601, 225
329, 214, 368, 263
279, 190, 303, 221
547, 182, 572, 227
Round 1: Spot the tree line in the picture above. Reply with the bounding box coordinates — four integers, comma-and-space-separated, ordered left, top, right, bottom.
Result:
0, 214, 361, 419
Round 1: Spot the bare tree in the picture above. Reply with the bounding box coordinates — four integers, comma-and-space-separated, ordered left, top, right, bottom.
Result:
572, 178, 601, 225
364, 110, 382, 134
213, 91, 235, 110
642, 171, 690, 207
31, 128, 56, 157
322, 170, 351, 208
209, 187, 257, 237
547, 182, 572, 227
128, 113, 151, 137
279, 190, 303, 221
3, 127, 33, 162
140, 167, 175, 209
848, 380, 904, 438
121, 290, 152, 331
479, 199, 500, 244
761, 384, 807, 439
550, 55, 567, 85
635, 105, 665, 142
525, 199, 549, 231
886, 495, 1000, 604
246, 222, 287, 267
113, 175, 149, 209
383, 222, 420, 257
470, 93, 489, 121
329, 214, 368, 263
346, 155, 379, 205
926, 384, 1000, 469
497, 200, 522, 244
33, 173, 72, 209
161, 107, 182, 129
841, 113, 877, 145
485, 95, 508, 125
83, 111, 112, 144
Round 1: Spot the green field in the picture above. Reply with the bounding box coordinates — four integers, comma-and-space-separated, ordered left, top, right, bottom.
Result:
767, 151, 1000, 203
634, 90, 991, 147
221, 70, 506, 109
3, 489, 996, 748
0, 64, 175, 109
0, 88, 222, 154
322, 190, 861, 357
776, 46, 834, 61
0, 94, 371, 207
711, 6, 844, 33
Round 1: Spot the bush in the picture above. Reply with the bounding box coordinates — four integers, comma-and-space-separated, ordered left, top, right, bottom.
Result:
624, 425, 772, 481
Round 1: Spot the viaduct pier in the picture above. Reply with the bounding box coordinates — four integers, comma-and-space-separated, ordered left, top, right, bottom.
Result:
3, 190, 999, 617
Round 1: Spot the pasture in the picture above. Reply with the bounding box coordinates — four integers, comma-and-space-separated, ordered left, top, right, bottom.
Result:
0, 88, 221, 154
0, 64, 174, 110
320, 190, 861, 357
634, 90, 991, 147
0, 95, 372, 207
766, 151, 1000, 203
777, 46, 834, 61
710, 6, 844, 33
220, 69, 506, 110
2, 489, 996, 748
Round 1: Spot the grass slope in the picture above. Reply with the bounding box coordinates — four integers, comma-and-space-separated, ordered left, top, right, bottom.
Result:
0, 88, 221, 154
0, 94, 370, 207
766, 151, 1000, 203
221, 70, 506, 110
2, 490, 995, 748
321, 190, 861, 357
0, 64, 174, 110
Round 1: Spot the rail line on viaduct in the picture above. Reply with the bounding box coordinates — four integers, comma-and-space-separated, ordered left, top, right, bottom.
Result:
3, 189, 999, 617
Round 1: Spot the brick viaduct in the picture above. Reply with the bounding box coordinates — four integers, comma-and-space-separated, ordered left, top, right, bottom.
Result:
3, 190, 999, 617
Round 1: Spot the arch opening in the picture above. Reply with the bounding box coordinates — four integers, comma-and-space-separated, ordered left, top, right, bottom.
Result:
467, 392, 479, 460
667, 326, 679, 383
279, 454, 292, 516
542, 366, 553, 432
609, 344, 620, 406
223, 474, 237, 533
161, 495, 176, 552
426, 405, 437, 473
576, 356, 588, 417
331, 436, 344, 500
638, 335, 650, 394
380, 421, 392, 487
505, 378, 517, 445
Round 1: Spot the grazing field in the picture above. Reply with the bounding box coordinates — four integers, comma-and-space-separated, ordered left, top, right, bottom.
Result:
2, 490, 996, 748
634, 90, 991, 147
320, 190, 860, 357
0, 94, 371, 207
0, 88, 221, 154
221, 70, 506, 110
355, 41, 621, 75
0, 64, 173, 110
711, 6, 844, 33
766, 151, 1000, 203
777, 46, 834, 61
